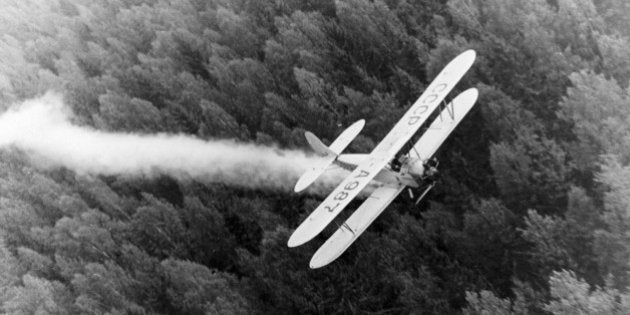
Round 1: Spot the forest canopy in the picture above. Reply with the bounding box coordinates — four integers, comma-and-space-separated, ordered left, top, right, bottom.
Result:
1, 0, 630, 313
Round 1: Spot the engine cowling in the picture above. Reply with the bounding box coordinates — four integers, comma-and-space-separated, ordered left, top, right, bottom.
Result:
406, 158, 425, 180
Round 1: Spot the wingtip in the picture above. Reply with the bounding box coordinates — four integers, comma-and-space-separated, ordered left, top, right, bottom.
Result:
462, 49, 476, 64
287, 223, 318, 248
294, 168, 321, 193
468, 87, 479, 100
294, 175, 310, 193
309, 255, 331, 269
459, 49, 476, 60
309, 262, 322, 269
353, 119, 366, 129
287, 233, 305, 248
460, 87, 479, 100
443, 49, 476, 76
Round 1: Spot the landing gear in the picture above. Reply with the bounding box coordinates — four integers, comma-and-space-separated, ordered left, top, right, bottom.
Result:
407, 182, 434, 205
411, 157, 440, 205
415, 182, 434, 205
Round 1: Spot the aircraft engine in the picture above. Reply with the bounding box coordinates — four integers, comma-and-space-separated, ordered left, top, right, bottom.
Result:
406, 158, 425, 180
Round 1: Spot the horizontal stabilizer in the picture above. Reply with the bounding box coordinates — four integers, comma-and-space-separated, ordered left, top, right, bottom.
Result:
294, 155, 336, 192
294, 120, 365, 193
329, 120, 365, 154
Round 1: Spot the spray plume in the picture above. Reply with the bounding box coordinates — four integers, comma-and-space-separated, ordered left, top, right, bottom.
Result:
0, 93, 347, 193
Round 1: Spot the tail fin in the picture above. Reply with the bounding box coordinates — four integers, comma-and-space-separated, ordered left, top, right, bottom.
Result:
304, 119, 365, 157
295, 119, 365, 192
305, 132, 336, 157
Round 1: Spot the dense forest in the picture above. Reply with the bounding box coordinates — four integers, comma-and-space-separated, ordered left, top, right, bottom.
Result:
1, 0, 630, 313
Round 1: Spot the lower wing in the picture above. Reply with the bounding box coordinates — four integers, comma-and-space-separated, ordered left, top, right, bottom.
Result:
309, 183, 405, 268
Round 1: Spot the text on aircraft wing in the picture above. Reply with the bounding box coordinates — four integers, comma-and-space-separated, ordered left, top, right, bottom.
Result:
287, 50, 476, 248
309, 88, 479, 268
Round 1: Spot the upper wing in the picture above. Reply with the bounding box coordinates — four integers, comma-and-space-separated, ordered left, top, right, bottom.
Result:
309, 183, 405, 268
287, 50, 476, 247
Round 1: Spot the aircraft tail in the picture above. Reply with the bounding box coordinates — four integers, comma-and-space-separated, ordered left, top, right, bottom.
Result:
294, 119, 364, 192
305, 131, 336, 157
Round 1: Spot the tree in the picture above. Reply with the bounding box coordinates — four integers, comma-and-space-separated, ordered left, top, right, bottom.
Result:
558, 71, 630, 175
0, 238, 21, 307
71, 261, 145, 314
463, 290, 514, 315
2, 274, 73, 315
459, 199, 521, 293
161, 258, 250, 314
521, 187, 601, 284
545, 270, 630, 315
98, 92, 163, 132
594, 156, 630, 289
130, 193, 186, 259
53, 209, 122, 263
489, 131, 569, 214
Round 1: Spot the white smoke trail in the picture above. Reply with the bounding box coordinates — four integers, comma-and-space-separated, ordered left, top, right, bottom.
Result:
0, 93, 347, 193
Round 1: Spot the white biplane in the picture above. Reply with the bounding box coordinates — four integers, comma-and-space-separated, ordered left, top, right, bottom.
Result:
289, 50, 478, 268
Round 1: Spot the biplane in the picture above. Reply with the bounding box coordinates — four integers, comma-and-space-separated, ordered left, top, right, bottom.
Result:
290, 50, 478, 268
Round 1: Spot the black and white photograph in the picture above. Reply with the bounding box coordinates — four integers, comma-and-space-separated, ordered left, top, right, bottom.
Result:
0, 0, 629, 313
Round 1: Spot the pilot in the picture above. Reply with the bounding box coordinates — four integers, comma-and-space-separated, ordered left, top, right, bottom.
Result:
421, 157, 439, 183
391, 155, 403, 172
